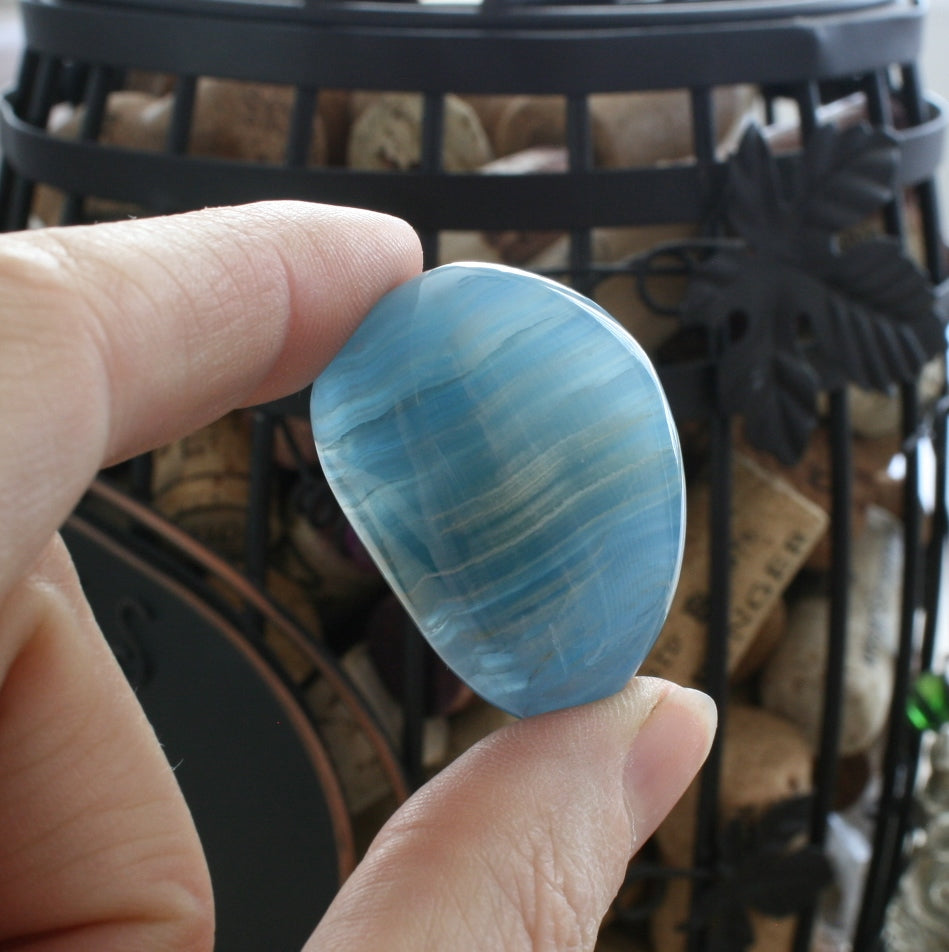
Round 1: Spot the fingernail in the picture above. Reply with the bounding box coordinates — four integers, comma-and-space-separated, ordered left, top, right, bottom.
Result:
623, 685, 717, 846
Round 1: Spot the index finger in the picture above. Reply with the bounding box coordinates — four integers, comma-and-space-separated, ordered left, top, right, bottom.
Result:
0, 200, 422, 595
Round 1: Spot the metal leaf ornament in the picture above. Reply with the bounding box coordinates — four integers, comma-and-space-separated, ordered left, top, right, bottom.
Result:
685, 796, 833, 952
682, 122, 945, 464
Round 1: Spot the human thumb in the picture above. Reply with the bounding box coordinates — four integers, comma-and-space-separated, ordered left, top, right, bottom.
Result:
304, 677, 716, 951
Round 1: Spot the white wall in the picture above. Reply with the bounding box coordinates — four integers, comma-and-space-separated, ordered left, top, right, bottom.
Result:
0, 0, 21, 94
921, 0, 949, 219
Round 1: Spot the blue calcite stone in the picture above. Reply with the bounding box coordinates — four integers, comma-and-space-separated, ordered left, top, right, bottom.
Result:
310, 263, 684, 718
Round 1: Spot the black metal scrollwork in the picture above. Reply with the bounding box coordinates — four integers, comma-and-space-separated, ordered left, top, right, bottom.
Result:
684, 796, 834, 952
677, 122, 946, 464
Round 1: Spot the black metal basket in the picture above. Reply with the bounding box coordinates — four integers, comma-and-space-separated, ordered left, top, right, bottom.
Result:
2, 1, 948, 950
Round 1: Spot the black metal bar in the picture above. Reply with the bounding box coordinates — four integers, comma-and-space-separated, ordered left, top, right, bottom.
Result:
792, 387, 853, 952
690, 84, 715, 204
4, 100, 941, 232
565, 91, 592, 165
238, 404, 274, 648
689, 82, 725, 247
166, 74, 197, 155
871, 54, 948, 926
795, 79, 821, 138
60, 63, 114, 225
244, 409, 275, 642
851, 62, 928, 943
285, 85, 318, 168
901, 61, 946, 285
883, 395, 949, 913
3, 52, 58, 230
16, 0, 927, 95
566, 93, 593, 295
853, 383, 923, 949
919, 396, 949, 713
128, 454, 153, 502
419, 91, 443, 269
878, 62, 949, 904
686, 408, 731, 952
864, 67, 909, 241
0, 49, 40, 229
420, 90, 443, 173
675, 84, 731, 937
401, 618, 429, 790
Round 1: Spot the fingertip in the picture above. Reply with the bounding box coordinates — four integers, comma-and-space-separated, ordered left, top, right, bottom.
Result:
674, 685, 719, 747
306, 678, 715, 951
622, 681, 717, 847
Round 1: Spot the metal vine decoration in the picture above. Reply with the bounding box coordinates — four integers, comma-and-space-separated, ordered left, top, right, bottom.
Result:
680, 121, 946, 465
684, 796, 833, 952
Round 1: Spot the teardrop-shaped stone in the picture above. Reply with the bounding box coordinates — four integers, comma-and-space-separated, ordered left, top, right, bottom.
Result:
311, 262, 684, 718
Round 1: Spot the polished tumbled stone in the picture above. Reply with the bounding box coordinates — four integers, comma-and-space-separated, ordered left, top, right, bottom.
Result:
311, 262, 684, 718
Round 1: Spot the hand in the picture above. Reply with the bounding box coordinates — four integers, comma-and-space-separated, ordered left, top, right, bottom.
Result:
0, 201, 715, 951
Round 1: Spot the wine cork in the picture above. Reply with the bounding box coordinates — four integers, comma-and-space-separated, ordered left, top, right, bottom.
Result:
34, 91, 171, 223
366, 594, 475, 718
730, 597, 788, 684
739, 426, 899, 572
344, 642, 449, 768
524, 223, 697, 355
190, 78, 327, 165
477, 147, 568, 265
203, 565, 322, 684
272, 415, 321, 470
348, 90, 384, 120
304, 670, 390, 815
590, 86, 752, 169
593, 264, 689, 357
35, 80, 331, 223
525, 223, 693, 273
261, 570, 324, 679
281, 505, 385, 610
651, 875, 797, 952
437, 230, 505, 267
347, 92, 492, 171
45, 82, 329, 163
764, 91, 868, 155
489, 87, 752, 167
760, 505, 901, 756
46, 90, 169, 151
316, 88, 353, 166
489, 95, 565, 157
842, 356, 946, 439
654, 704, 813, 867
640, 454, 829, 687
481, 145, 566, 176
460, 94, 521, 149
123, 71, 176, 96
834, 752, 872, 811
306, 643, 448, 813
488, 229, 566, 267
151, 413, 260, 560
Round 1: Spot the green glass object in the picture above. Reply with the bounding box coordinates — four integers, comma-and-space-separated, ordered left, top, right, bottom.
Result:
907, 671, 949, 732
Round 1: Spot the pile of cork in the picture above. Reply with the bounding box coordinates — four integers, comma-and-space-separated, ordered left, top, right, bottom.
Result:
37, 76, 942, 952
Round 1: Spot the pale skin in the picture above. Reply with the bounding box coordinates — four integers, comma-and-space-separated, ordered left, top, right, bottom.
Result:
0, 200, 716, 951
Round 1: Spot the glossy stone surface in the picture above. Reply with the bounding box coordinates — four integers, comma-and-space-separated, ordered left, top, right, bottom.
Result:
310, 263, 684, 718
